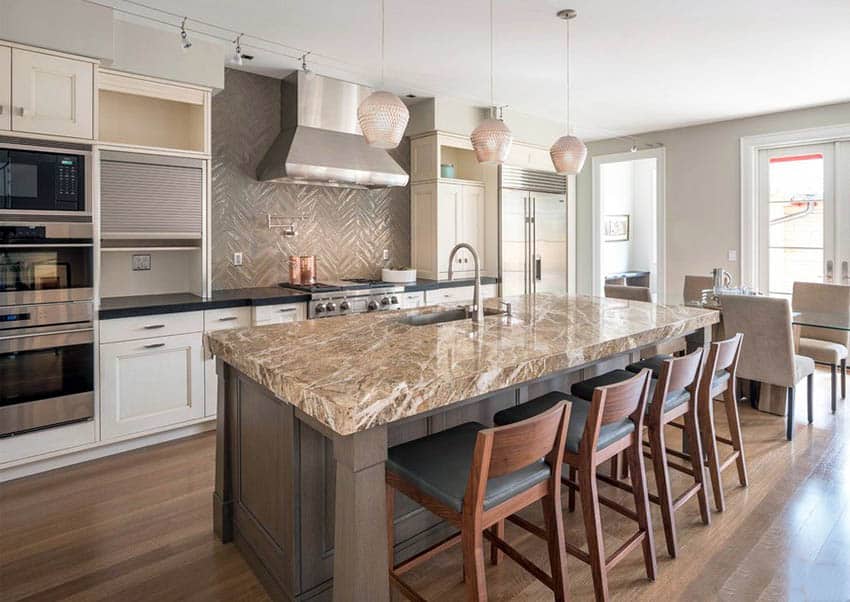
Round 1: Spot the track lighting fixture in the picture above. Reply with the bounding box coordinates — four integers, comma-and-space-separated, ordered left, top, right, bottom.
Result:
179, 17, 192, 50
231, 34, 244, 66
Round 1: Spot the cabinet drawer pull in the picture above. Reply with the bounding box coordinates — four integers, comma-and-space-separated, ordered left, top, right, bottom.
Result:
278, 308, 296, 313
143, 342, 165, 349
218, 316, 238, 322
143, 324, 166, 330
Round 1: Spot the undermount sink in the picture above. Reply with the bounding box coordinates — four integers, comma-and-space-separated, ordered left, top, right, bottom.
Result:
400, 307, 506, 327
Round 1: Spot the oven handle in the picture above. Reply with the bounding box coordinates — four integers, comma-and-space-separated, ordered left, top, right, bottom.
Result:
0, 327, 94, 353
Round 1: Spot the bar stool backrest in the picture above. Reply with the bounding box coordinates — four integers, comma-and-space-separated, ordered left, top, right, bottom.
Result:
605, 284, 652, 302
701, 333, 744, 396
577, 370, 652, 458
464, 402, 572, 515
651, 348, 704, 420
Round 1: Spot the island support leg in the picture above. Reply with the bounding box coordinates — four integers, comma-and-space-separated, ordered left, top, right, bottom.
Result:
333, 425, 391, 602
213, 358, 234, 543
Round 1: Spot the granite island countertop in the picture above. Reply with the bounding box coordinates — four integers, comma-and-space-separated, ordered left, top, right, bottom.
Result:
206, 293, 719, 436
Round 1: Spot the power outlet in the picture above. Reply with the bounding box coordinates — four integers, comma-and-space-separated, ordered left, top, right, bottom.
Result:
382, 249, 390, 261
233, 252, 243, 267
728, 250, 737, 262
132, 254, 151, 271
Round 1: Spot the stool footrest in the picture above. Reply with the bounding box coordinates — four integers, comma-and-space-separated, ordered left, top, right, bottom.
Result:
719, 451, 741, 473
390, 573, 427, 602
394, 532, 462, 575
672, 483, 702, 511
483, 528, 554, 590
716, 435, 735, 447
564, 541, 592, 564
606, 530, 647, 570
506, 513, 547, 540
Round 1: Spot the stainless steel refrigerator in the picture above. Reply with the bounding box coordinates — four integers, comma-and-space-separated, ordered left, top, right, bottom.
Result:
499, 166, 568, 296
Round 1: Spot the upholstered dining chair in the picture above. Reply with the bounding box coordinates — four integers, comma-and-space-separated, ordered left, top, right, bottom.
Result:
605, 285, 686, 358
792, 282, 850, 413
683, 275, 714, 304
718, 295, 815, 440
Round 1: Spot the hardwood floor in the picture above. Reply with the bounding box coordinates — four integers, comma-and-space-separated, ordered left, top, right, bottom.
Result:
2, 367, 849, 601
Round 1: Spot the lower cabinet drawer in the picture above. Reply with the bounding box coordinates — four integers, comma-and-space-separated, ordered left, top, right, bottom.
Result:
99, 332, 205, 439
425, 284, 498, 305
399, 291, 425, 309
100, 311, 204, 343
253, 302, 306, 325
204, 307, 251, 332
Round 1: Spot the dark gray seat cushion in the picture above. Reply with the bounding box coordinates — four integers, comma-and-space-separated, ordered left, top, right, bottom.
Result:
492, 392, 635, 454
387, 422, 551, 512
570, 369, 690, 413
627, 354, 731, 391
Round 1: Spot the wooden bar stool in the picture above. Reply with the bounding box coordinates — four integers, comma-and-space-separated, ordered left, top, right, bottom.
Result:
386, 401, 573, 601
493, 370, 656, 602
574, 349, 710, 558
628, 333, 746, 512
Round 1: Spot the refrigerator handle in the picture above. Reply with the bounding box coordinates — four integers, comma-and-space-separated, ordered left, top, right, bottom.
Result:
531, 197, 542, 293
536, 257, 542, 281
524, 196, 530, 294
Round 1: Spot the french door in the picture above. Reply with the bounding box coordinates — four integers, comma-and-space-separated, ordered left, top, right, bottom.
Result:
758, 142, 850, 295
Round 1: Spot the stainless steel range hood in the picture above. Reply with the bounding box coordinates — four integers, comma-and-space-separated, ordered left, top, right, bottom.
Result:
256, 71, 409, 189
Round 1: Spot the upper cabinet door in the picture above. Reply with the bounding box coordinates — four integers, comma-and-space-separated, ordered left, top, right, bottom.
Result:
0, 46, 10, 131
457, 184, 485, 269
11, 49, 93, 139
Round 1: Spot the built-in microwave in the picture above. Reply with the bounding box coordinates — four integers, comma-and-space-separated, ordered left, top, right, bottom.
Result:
0, 142, 91, 215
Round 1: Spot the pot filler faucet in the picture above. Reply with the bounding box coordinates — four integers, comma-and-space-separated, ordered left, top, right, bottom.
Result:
448, 243, 484, 324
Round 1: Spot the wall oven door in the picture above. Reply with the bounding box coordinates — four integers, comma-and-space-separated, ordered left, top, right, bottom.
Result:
0, 144, 90, 215
0, 325, 94, 437
0, 222, 94, 305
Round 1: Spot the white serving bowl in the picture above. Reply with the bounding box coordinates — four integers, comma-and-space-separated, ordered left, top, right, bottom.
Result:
381, 268, 417, 283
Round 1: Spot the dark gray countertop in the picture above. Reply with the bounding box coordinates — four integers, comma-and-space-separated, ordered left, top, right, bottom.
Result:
99, 287, 310, 320
98, 278, 500, 320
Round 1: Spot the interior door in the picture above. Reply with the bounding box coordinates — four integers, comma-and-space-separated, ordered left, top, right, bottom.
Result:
758, 144, 834, 295
500, 188, 529, 296
0, 46, 10, 131
532, 192, 568, 295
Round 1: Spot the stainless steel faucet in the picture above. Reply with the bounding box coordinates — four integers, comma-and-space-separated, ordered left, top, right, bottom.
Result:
448, 243, 484, 324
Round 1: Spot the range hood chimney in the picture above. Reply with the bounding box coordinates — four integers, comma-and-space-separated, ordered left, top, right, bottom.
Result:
256, 71, 409, 189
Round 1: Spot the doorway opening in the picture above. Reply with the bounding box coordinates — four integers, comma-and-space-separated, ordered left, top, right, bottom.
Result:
591, 148, 666, 300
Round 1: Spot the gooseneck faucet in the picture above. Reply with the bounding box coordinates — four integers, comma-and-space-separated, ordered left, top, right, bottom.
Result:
448, 243, 484, 324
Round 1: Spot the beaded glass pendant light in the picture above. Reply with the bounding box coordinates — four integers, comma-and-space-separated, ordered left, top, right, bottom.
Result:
358, 0, 409, 149
470, 0, 512, 164
550, 9, 587, 175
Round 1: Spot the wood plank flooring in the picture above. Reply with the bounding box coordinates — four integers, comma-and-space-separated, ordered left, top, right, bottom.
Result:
2, 367, 849, 601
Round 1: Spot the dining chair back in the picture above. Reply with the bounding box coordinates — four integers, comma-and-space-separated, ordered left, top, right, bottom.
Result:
683, 275, 714, 304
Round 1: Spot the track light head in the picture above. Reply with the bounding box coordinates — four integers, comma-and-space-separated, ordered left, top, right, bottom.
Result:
231, 34, 244, 66
180, 17, 192, 50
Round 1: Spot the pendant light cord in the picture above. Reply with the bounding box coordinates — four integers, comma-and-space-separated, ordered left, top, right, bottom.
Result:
565, 18, 571, 135
380, 0, 385, 88
489, 0, 495, 118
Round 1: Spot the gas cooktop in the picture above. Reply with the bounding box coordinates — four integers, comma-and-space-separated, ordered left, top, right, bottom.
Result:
282, 278, 397, 293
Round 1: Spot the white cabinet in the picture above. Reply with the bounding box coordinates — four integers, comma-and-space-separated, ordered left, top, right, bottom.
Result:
253, 302, 307, 326
203, 307, 251, 417
100, 332, 205, 439
507, 142, 555, 172
10, 48, 94, 139
0, 46, 10, 131
413, 180, 485, 280
399, 291, 425, 309
99, 311, 204, 343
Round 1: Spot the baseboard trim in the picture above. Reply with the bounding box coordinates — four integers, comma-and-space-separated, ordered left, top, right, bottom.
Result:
0, 421, 216, 482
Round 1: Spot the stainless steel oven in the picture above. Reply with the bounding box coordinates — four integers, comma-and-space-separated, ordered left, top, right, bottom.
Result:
0, 142, 91, 216
0, 221, 94, 306
0, 301, 94, 437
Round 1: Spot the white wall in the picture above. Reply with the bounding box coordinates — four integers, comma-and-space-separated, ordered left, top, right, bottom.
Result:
577, 101, 850, 302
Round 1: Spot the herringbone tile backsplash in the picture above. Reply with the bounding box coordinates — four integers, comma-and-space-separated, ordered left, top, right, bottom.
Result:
211, 69, 411, 289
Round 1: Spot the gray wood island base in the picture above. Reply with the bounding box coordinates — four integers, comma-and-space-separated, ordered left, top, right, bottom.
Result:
208, 294, 719, 602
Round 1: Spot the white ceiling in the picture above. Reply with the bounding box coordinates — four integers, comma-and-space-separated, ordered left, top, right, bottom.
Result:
113, 0, 850, 140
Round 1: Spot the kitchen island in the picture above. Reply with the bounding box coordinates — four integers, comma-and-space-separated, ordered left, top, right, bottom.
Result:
207, 293, 718, 602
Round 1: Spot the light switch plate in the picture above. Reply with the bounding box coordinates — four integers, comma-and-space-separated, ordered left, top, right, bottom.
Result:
382, 249, 389, 261
728, 250, 737, 261
132, 254, 151, 271
233, 252, 243, 266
